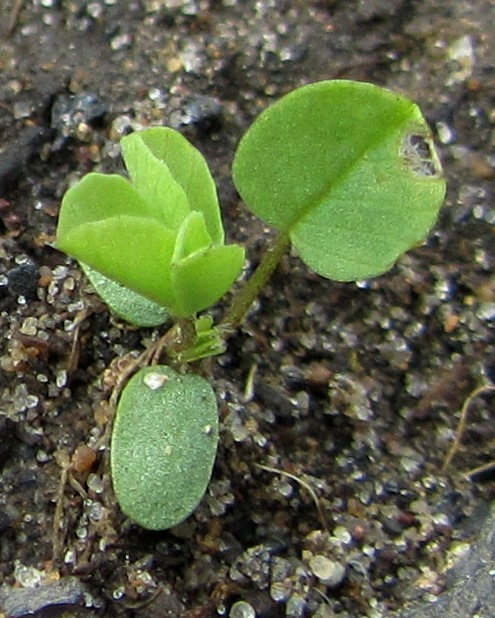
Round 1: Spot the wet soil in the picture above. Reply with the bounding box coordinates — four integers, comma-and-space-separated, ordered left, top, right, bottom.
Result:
0, 1, 495, 617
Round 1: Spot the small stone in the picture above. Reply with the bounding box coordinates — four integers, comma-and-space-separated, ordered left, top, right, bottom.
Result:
143, 372, 169, 390
14, 563, 42, 588
286, 593, 307, 618
50, 92, 108, 149
20, 317, 38, 336
180, 40, 204, 74
448, 35, 475, 78
169, 95, 224, 129
6, 264, 39, 301
229, 600, 256, 618
309, 555, 346, 587
56, 370, 68, 388
0, 576, 91, 617
36, 450, 50, 463
87, 2, 104, 18
110, 114, 134, 138
13, 100, 32, 120
87, 499, 106, 521
436, 120, 456, 145
167, 57, 183, 72
110, 33, 133, 51
477, 302, 495, 321
72, 445, 97, 474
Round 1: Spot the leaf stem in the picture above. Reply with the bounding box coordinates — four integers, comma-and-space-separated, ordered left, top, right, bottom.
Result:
222, 230, 291, 329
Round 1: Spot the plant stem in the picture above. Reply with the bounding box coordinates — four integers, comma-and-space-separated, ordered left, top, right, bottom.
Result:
222, 230, 291, 329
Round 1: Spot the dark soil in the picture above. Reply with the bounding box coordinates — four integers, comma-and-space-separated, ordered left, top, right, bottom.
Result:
0, 1, 494, 617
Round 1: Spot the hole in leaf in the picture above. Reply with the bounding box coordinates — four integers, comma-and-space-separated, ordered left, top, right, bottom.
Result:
401, 134, 440, 178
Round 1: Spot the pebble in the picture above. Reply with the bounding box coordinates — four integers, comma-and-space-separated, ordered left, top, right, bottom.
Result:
6, 263, 39, 301
0, 577, 92, 618
229, 600, 257, 618
447, 35, 476, 82
110, 32, 133, 51
50, 92, 109, 148
476, 302, 495, 321
309, 555, 346, 587
169, 95, 224, 129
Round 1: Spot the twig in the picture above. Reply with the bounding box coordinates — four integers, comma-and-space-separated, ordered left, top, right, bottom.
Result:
52, 452, 91, 565
256, 463, 328, 530
443, 384, 495, 472
466, 460, 495, 482
52, 464, 69, 565
6, 0, 26, 38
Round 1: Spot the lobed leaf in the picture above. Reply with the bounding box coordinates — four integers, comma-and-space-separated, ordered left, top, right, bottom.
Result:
232, 80, 446, 281
111, 365, 219, 530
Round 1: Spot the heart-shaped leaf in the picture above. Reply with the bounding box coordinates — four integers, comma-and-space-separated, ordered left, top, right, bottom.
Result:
232, 80, 446, 281
111, 365, 218, 530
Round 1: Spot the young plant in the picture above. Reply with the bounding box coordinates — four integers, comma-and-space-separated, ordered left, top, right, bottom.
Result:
55, 80, 446, 531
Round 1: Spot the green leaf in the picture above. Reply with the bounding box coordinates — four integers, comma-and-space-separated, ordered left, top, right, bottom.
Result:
56, 173, 154, 239
56, 216, 179, 311
55, 127, 244, 318
81, 264, 169, 327
111, 365, 218, 530
232, 80, 446, 281
172, 244, 246, 317
123, 127, 224, 243
173, 316, 227, 362
121, 130, 191, 233
172, 211, 212, 262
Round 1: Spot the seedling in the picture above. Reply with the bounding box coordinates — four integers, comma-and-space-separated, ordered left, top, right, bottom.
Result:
55, 80, 446, 530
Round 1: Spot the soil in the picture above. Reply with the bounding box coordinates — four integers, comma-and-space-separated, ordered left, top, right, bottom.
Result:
0, 1, 494, 617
